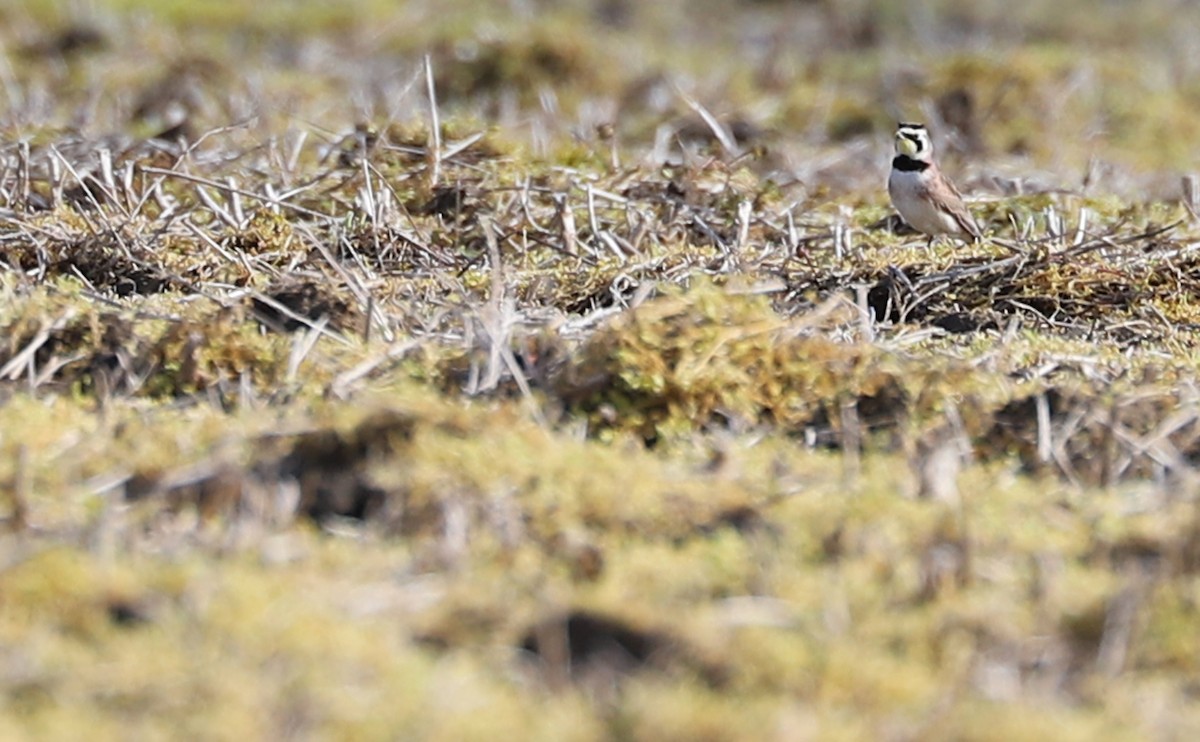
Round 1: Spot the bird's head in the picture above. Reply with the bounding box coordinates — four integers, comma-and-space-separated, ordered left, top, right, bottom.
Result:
895, 122, 932, 160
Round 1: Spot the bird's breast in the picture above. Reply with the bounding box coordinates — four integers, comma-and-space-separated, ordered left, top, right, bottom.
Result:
888, 170, 957, 235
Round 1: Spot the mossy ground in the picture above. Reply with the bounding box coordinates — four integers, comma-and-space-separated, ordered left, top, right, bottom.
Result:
3, 1, 1200, 740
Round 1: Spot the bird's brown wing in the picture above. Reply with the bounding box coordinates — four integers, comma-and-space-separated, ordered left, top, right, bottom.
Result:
931, 169, 982, 240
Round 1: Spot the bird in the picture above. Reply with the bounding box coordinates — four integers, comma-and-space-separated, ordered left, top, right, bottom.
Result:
888, 122, 981, 244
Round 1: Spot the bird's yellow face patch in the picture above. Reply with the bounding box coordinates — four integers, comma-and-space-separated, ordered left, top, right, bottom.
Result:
895, 131, 920, 157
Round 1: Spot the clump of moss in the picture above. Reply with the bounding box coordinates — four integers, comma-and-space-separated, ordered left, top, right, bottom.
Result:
554, 281, 985, 444
826, 96, 880, 142
0, 285, 298, 400
428, 22, 617, 109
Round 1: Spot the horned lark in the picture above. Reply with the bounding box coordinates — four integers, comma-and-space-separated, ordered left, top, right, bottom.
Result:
888, 122, 981, 243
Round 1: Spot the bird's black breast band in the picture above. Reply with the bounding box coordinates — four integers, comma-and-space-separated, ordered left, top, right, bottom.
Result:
892, 155, 930, 172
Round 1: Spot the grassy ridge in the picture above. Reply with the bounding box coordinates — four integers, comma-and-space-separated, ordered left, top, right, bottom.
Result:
3, 1, 1200, 740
